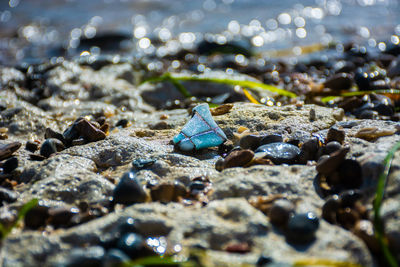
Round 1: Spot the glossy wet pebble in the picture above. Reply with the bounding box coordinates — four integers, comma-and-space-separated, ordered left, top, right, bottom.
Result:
255, 142, 300, 164
268, 199, 294, 226
322, 195, 340, 224
117, 233, 143, 257
286, 212, 319, 243
131, 158, 156, 170
40, 138, 65, 158
113, 172, 147, 205
260, 134, 283, 146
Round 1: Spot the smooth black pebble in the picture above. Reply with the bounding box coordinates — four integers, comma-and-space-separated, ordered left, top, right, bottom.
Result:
113, 172, 147, 205
286, 212, 319, 243
255, 142, 300, 164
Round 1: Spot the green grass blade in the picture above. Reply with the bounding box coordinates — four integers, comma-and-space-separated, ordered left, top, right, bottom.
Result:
0, 199, 38, 240
373, 141, 400, 267
142, 72, 296, 99
169, 73, 296, 98
321, 89, 400, 103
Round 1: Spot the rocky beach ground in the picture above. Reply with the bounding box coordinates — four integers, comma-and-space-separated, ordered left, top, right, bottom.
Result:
1, 39, 400, 267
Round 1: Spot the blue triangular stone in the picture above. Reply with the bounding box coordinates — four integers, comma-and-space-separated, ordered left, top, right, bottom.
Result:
173, 103, 227, 151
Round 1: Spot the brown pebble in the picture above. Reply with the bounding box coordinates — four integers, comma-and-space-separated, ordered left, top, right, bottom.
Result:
224, 242, 251, 254
337, 207, 360, 230
48, 206, 80, 228
0, 142, 21, 161
149, 121, 170, 130
223, 149, 254, 169
44, 128, 65, 144
25, 141, 39, 152
99, 123, 110, 135
150, 182, 187, 202
316, 146, 349, 176
327, 126, 345, 144
353, 220, 379, 253
210, 104, 234, 116
75, 118, 106, 142
29, 154, 46, 161
268, 199, 294, 226
355, 127, 396, 141
160, 114, 169, 120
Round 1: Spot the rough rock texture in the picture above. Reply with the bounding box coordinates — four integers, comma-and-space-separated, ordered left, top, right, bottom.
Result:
1, 63, 399, 266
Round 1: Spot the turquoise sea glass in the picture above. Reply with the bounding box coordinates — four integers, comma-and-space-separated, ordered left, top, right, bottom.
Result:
173, 103, 227, 151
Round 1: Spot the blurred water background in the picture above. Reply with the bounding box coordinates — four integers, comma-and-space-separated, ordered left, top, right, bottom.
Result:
0, 0, 399, 65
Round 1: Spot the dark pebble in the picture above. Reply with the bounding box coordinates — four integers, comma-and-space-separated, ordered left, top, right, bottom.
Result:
25, 141, 39, 152
322, 195, 340, 224
75, 118, 106, 142
223, 149, 254, 168
65, 246, 105, 267
255, 142, 300, 165
117, 233, 144, 258
149, 121, 170, 130
316, 146, 349, 176
298, 138, 319, 164
373, 101, 394, 116
286, 212, 319, 243
40, 138, 65, 158
71, 138, 86, 146
0, 187, 18, 204
116, 119, 129, 128
256, 255, 273, 266
102, 249, 130, 267
0, 142, 21, 161
338, 159, 363, 189
358, 109, 378, 119
132, 158, 156, 170
2, 157, 18, 173
326, 126, 345, 144
218, 140, 234, 156
48, 206, 79, 228
29, 153, 46, 161
324, 141, 342, 155
260, 134, 283, 146
340, 190, 363, 208
150, 182, 187, 202
215, 158, 225, 172
268, 199, 294, 226
323, 73, 353, 91
354, 71, 370, 91
113, 172, 147, 205
337, 207, 360, 230
189, 181, 206, 191
118, 217, 139, 234
239, 134, 261, 150
24, 205, 50, 229
44, 127, 65, 144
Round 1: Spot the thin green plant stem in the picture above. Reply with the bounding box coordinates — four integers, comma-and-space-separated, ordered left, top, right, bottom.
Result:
0, 199, 38, 240
142, 72, 296, 99
321, 89, 400, 103
373, 141, 400, 267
